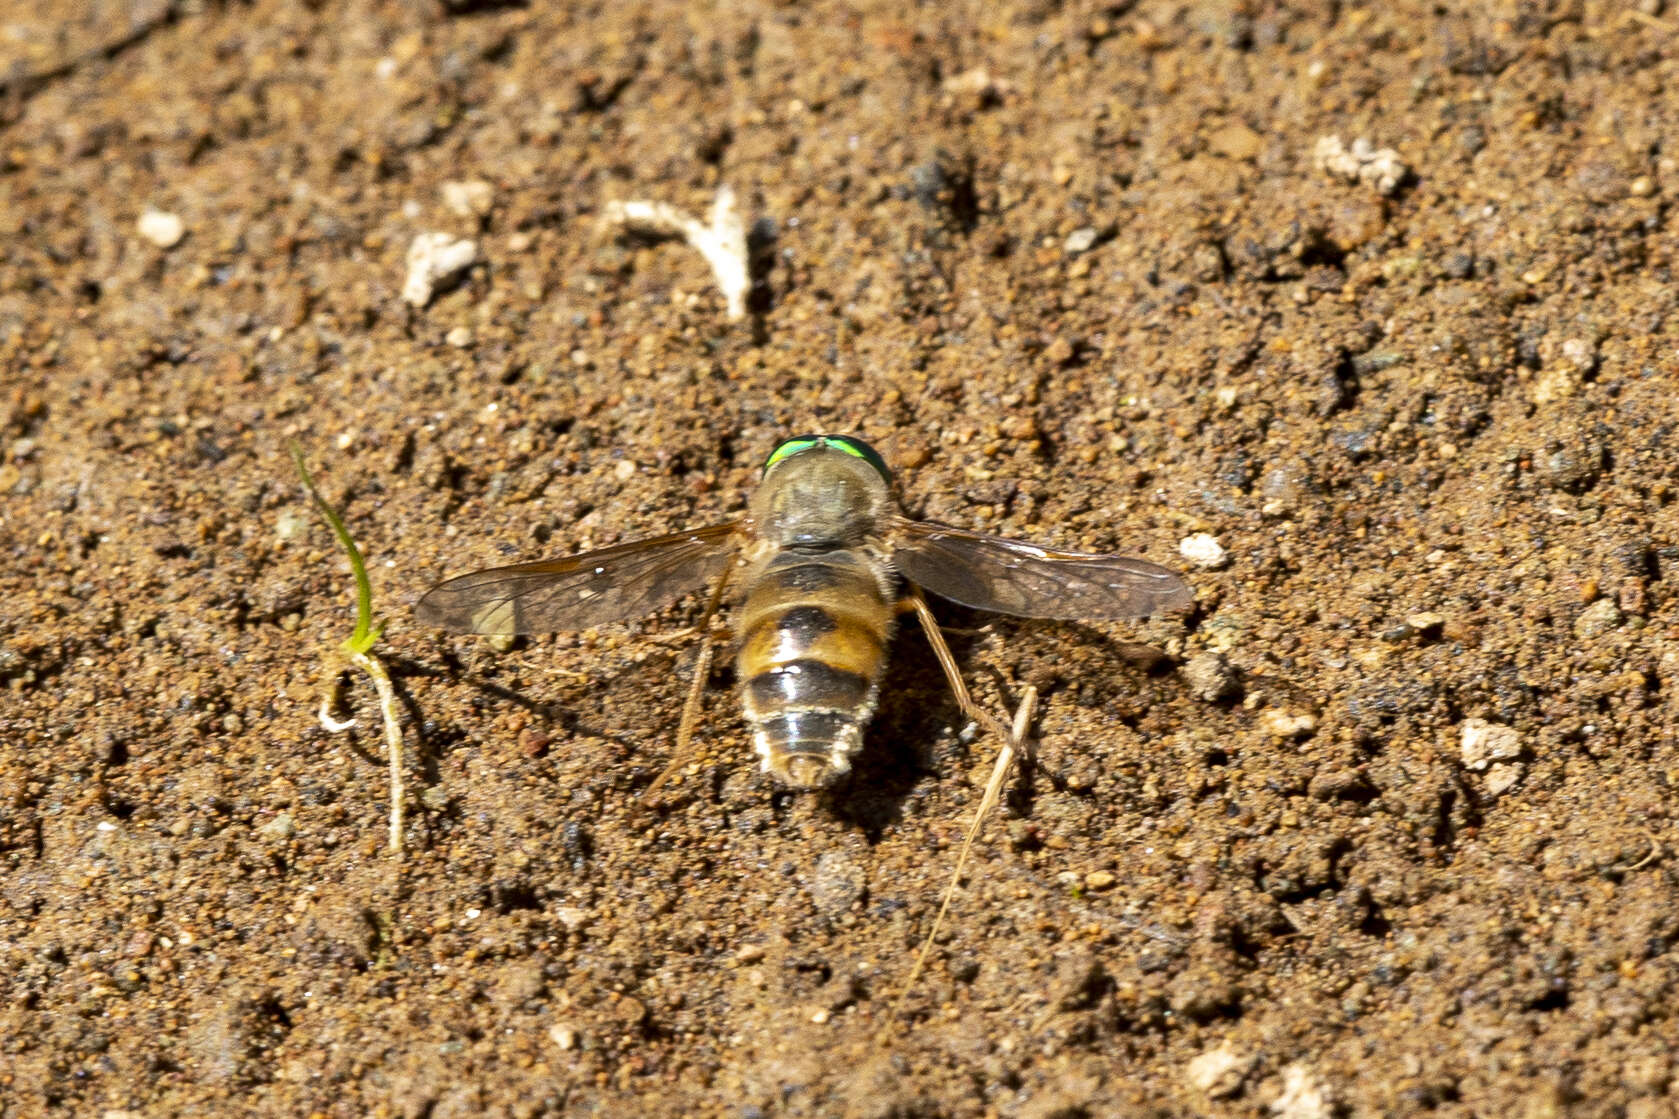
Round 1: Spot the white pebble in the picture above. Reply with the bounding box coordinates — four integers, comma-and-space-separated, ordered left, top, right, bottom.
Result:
1185, 1044, 1253, 1099
554, 906, 591, 931
445, 326, 474, 348
1312, 135, 1409, 196
1179, 532, 1230, 570
1484, 762, 1524, 796
1063, 226, 1099, 254
274, 509, 308, 542
1258, 709, 1318, 740
442, 179, 494, 218
137, 208, 186, 248
1460, 718, 1523, 771
402, 232, 478, 308
1559, 337, 1596, 371
1271, 1063, 1333, 1119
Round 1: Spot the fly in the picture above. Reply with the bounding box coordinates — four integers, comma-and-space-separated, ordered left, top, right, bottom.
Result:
415, 434, 1194, 788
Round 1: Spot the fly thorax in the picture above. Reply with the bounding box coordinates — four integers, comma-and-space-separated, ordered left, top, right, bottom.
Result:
750, 449, 891, 548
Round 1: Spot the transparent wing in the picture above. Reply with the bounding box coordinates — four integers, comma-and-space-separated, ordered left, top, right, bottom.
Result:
889, 517, 1194, 621
415, 522, 742, 635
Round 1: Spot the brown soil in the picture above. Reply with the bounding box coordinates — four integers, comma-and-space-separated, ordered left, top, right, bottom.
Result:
3, 2, 1677, 1116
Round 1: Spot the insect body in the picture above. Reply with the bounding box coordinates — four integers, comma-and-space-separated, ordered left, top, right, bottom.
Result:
416, 434, 1194, 788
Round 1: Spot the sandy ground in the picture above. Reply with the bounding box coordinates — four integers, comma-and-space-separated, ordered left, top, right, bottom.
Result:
2, 1, 1678, 1115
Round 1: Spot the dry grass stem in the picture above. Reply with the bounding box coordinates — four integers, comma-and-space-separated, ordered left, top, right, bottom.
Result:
894, 684, 1039, 1017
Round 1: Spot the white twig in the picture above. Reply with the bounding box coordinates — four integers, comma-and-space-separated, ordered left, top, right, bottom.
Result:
602, 186, 750, 321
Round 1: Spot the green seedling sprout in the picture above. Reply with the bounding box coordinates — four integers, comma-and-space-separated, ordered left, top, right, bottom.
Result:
290, 442, 406, 854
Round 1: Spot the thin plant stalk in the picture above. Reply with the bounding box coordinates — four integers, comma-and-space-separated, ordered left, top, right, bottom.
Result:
289, 442, 405, 854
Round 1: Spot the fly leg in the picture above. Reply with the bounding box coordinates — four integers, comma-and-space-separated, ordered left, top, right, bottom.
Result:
899, 584, 1011, 745
646, 566, 734, 798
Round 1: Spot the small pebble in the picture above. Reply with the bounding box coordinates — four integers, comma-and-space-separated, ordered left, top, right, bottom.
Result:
734, 944, 766, 964
137, 208, 186, 248
441, 179, 494, 218
1271, 1063, 1333, 1119
554, 906, 591, 931
401, 232, 478, 307
1404, 611, 1445, 633
275, 509, 309, 542
1258, 709, 1318, 739
1484, 762, 1524, 797
1574, 598, 1623, 640
1460, 718, 1523, 770
1185, 1043, 1254, 1099
445, 325, 474, 348
613, 459, 638, 481
1312, 135, 1409, 196
1063, 227, 1099, 254
257, 813, 296, 841
1179, 532, 1229, 570
548, 1024, 579, 1050
1084, 871, 1116, 891
1183, 652, 1240, 702
807, 850, 866, 915
1207, 122, 1264, 161
1558, 337, 1596, 372
941, 67, 1009, 100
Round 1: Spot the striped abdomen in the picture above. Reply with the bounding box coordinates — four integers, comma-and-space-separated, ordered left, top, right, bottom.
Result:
735, 549, 895, 788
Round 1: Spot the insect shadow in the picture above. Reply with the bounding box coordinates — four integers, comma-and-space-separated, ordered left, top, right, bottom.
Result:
822, 609, 1183, 840
815, 624, 978, 839
380, 647, 654, 775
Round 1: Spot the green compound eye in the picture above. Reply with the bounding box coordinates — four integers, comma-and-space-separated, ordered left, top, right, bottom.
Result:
762, 436, 822, 473
824, 435, 892, 482
762, 434, 892, 482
